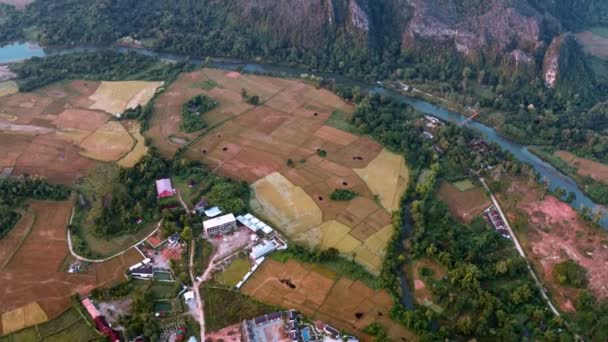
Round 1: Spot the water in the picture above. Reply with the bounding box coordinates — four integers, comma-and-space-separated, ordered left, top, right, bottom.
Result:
0, 42, 45, 63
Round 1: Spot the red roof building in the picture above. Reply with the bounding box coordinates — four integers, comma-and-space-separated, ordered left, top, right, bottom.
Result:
156, 178, 176, 198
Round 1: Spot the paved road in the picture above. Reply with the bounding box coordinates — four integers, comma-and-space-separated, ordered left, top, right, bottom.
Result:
480, 178, 560, 317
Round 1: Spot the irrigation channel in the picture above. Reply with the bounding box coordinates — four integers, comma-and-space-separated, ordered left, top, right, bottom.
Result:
2, 42, 607, 309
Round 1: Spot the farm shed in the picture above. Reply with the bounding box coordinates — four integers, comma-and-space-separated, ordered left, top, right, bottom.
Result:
156, 178, 176, 198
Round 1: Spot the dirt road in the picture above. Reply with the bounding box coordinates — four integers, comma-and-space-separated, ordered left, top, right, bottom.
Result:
189, 239, 218, 342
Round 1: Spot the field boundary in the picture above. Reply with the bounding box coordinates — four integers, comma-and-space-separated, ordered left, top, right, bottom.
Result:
67, 219, 162, 262
0, 208, 36, 270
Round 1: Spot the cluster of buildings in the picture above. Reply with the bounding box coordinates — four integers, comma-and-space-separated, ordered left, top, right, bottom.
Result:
240, 310, 355, 342
483, 205, 511, 239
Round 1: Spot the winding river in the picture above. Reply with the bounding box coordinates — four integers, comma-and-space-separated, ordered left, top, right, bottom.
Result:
4, 42, 604, 227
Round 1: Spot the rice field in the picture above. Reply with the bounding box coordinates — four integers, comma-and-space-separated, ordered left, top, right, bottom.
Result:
88, 81, 163, 115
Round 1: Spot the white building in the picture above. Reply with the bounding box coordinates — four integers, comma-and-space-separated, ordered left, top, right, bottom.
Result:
204, 206, 222, 218
250, 240, 278, 260
236, 213, 274, 234
203, 213, 237, 237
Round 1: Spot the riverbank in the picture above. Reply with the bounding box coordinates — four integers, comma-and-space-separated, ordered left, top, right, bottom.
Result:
529, 146, 608, 207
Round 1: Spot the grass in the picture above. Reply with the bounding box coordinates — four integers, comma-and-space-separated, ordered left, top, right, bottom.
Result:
325, 110, 358, 134
202, 285, 278, 332
216, 256, 251, 287
452, 179, 476, 192
193, 79, 218, 90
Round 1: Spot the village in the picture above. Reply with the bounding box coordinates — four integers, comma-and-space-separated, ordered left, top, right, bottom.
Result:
73, 176, 359, 342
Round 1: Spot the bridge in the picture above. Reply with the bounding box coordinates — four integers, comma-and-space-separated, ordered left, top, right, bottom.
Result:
459, 110, 481, 126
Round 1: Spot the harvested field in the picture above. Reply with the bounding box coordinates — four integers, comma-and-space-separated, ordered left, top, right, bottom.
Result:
555, 150, 608, 184
117, 121, 149, 167
88, 81, 163, 115
499, 179, 608, 310
0, 201, 143, 334
79, 121, 134, 162
52, 109, 110, 132
250, 172, 323, 239
1, 302, 47, 334
242, 259, 417, 341
576, 30, 608, 59
437, 181, 490, 222
13, 134, 96, 184
0, 81, 18, 97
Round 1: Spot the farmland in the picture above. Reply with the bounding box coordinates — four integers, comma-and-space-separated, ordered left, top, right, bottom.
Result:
0, 307, 103, 341
147, 69, 409, 273
241, 259, 416, 341
0, 200, 143, 334
497, 178, 608, 311
436, 180, 490, 222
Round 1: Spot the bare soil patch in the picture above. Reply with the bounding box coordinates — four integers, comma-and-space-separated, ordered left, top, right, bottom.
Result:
436, 180, 490, 222
242, 259, 416, 341
52, 109, 110, 132
499, 179, 608, 310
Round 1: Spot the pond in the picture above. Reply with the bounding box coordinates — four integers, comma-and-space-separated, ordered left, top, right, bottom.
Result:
153, 271, 173, 281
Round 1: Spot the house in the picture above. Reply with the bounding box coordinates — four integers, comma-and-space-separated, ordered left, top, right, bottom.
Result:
81, 299, 120, 342
193, 198, 208, 216
250, 239, 278, 260
156, 178, 176, 198
168, 233, 180, 245
130, 265, 154, 278
237, 213, 274, 234
324, 325, 340, 338
183, 291, 194, 302
422, 131, 434, 140
203, 213, 237, 237
204, 206, 222, 218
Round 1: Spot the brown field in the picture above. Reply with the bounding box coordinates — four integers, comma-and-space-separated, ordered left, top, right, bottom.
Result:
0, 208, 34, 269
1, 302, 47, 334
0, 80, 148, 182
436, 180, 490, 222
0, 81, 18, 97
79, 121, 134, 161
88, 81, 163, 115
146, 69, 408, 273
576, 30, 608, 59
117, 121, 149, 168
0, 201, 143, 334
555, 150, 608, 184
498, 179, 608, 311
242, 259, 417, 341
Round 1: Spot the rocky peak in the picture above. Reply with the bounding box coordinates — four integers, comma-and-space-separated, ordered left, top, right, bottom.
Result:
543, 34, 565, 88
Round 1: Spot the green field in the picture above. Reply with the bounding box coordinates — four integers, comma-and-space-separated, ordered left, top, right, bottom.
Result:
452, 179, 476, 191
0, 307, 103, 342
325, 109, 358, 134
590, 26, 608, 38
216, 256, 251, 287
202, 286, 277, 331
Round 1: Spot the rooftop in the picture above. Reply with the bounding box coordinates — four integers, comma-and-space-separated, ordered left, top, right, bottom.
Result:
203, 213, 236, 230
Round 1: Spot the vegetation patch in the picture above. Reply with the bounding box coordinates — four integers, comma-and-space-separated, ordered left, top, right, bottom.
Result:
216, 255, 252, 287
553, 259, 588, 288
180, 95, 218, 133
0, 81, 18, 97
330, 189, 358, 201
203, 286, 276, 332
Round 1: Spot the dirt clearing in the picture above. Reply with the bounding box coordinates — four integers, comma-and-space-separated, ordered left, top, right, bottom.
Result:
242, 259, 417, 341
499, 179, 608, 311
88, 81, 163, 115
